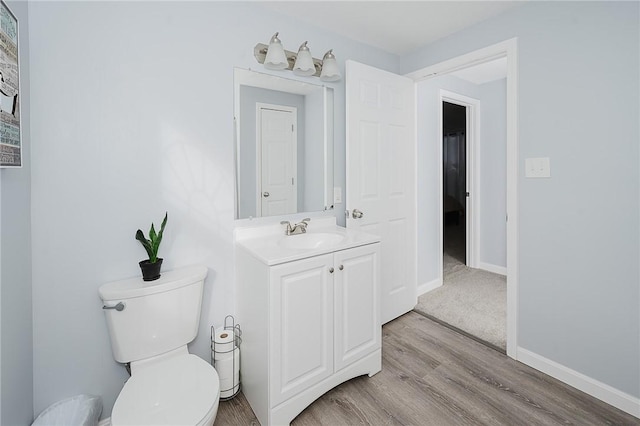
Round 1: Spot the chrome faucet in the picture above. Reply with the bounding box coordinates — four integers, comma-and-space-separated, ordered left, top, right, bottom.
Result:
280, 218, 310, 236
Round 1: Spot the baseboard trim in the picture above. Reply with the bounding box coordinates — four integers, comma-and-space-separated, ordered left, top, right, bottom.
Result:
517, 347, 640, 418
478, 261, 506, 276
417, 277, 442, 296
98, 418, 111, 426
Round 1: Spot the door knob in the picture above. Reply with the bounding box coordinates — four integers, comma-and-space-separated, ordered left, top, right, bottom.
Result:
263, 192, 270, 197
329, 267, 334, 273
352, 209, 364, 219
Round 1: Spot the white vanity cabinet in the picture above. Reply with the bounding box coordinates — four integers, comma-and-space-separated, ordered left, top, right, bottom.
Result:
269, 253, 334, 407
236, 222, 381, 426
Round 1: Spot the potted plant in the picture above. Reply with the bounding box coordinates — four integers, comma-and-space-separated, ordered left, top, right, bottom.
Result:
135, 212, 168, 281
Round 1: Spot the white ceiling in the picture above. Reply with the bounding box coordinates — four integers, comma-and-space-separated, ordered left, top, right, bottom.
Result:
260, 1, 523, 56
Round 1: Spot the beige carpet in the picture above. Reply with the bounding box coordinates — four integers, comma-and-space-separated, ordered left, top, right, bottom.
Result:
414, 253, 507, 351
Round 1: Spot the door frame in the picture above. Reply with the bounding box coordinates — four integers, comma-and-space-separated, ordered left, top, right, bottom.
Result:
440, 91, 480, 271
255, 102, 297, 217
406, 38, 519, 359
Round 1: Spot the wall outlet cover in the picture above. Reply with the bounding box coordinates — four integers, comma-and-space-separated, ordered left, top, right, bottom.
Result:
525, 157, 551, 178
334, 187, 342, 204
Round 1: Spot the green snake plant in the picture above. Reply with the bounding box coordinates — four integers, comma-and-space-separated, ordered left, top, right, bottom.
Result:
135, 212, 168, 263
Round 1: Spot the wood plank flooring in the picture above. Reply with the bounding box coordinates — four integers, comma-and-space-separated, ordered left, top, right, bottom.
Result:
214, 312, 639, 425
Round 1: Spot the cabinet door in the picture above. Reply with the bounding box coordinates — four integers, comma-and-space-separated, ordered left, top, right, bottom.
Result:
334, 243, 381, 371
270, 254, 334, 406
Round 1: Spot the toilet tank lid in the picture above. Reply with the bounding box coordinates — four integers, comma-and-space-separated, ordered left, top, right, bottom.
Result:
99, 265, 208, 301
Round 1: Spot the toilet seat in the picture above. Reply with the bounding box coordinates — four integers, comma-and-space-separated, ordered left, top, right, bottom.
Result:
111, 354, 220, 426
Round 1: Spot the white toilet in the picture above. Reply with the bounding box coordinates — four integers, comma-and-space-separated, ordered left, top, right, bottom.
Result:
99, 265, 220, 426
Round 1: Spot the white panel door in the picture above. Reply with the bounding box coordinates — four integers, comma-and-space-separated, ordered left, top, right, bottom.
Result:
346, 60, 416, 324
269, 254, 333, 407
334, 243, 381, 372
258, 105, 297, 217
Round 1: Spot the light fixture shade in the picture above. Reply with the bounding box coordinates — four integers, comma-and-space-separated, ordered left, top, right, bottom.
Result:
264, 32, 288, 70
293, 41, 316, 76
320, 50, 341, 82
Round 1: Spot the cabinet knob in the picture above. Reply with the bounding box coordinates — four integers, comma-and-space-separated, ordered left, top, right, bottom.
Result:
339, 265, 344, 271
329, 267, 334, 273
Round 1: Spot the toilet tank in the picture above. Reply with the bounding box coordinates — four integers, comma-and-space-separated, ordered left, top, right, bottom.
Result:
99, 265, 208, 363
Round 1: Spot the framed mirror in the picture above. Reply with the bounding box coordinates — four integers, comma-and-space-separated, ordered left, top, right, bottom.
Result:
234, 68, 334, 220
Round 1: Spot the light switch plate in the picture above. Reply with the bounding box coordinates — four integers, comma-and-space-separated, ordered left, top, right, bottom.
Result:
333, 187, 342, 204
525, 157, 551, 178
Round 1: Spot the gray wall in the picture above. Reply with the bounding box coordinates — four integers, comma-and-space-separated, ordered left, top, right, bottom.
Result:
479, 79, 506, 268
406, 1, 639, 397
0, 1, 33, 424
27, 1, 399, 419
0, 158, 2, 423
303, 88, 325, 211
0, 156, 2, 423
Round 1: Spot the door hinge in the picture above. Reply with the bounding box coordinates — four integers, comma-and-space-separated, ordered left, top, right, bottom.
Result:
291, 177, 294, 185
291, 124, 294, 132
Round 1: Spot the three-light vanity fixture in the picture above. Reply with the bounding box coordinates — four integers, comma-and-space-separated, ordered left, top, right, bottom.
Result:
253, 32, 341, 82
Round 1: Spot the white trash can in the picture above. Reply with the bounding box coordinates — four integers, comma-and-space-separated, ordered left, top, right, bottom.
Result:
32, 394, 102, 426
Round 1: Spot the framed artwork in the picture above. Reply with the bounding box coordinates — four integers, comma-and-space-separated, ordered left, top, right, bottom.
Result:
0, 0, 20, 168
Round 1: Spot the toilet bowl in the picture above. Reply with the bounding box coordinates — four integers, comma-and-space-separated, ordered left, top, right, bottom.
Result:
99, 265, 219, 425
111, 354, 220, 426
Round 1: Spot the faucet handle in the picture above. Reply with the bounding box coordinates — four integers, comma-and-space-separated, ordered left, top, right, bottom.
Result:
298, 218, 310, 233
280, 220, 293, 235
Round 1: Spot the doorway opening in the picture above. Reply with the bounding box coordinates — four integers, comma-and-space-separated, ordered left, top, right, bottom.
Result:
405, 39, 518, 358
412, 49, 512, 354
440, 90, 480, 271
442, 101, 467, 266
430, 88, 507, 353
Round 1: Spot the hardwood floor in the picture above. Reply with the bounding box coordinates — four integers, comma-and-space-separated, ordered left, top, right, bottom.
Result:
214, 312, 639, 426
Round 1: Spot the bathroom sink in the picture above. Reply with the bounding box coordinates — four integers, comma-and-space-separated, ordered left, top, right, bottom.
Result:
279, 232, 347, 250
235, 217, 381, 265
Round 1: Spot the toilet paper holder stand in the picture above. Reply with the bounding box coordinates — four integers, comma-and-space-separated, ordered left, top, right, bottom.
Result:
211, 315, 242, 401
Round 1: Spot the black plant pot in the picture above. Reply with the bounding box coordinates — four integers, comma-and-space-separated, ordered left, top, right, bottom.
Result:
139, 258, 163, 281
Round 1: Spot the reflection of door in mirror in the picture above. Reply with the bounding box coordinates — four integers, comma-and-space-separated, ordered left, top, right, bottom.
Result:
238, 85, 307, 219
258, 104, 297, 217
234, 68, 334, 220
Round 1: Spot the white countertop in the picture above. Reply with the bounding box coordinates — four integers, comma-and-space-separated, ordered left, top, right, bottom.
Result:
234, 217, 381, 266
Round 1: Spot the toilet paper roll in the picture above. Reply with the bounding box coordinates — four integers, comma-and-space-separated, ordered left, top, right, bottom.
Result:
214, 349, 240, 397
215, 349, 239, 381
220, 383, 240, 399
213, 327, 236, 361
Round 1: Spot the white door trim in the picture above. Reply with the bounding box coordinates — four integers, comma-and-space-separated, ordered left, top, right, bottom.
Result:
440, 90, 480, 271
406, 38, 519, 359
